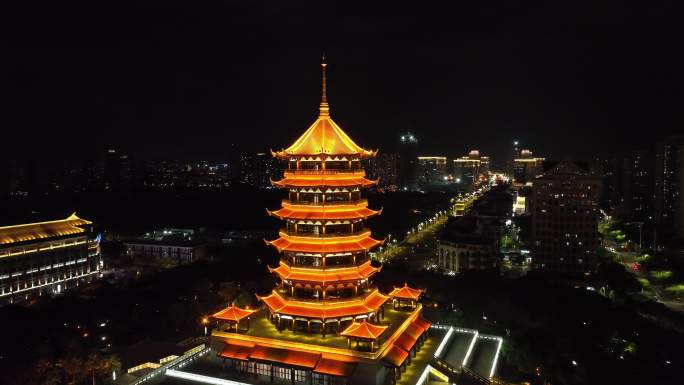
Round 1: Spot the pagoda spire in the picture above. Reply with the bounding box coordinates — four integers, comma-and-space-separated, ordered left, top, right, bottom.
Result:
319, 54, 330, 117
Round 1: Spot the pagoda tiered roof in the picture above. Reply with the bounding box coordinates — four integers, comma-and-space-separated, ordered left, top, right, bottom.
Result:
267, 200, 381, 221
387, 284, 424, 301
257, 289, 389, 320
340, 320, 388, 340
272, 117, 376, 159
211, 305, 256, 323
268, 260, 380, 284
0, 213, 91, 245
272, 173, 377, 188
273, 57, 375, 159
266, 231, 383, 254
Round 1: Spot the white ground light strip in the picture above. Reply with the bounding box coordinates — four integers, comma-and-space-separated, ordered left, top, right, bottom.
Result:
166, 370, 252, 385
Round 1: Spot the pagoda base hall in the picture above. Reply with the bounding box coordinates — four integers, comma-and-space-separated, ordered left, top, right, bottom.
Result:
206, 60, 434, 385
210, 301, 430, 385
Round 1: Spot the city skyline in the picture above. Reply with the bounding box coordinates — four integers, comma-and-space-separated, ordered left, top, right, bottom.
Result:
2, 3, 683, 385
4, 2, 681, 162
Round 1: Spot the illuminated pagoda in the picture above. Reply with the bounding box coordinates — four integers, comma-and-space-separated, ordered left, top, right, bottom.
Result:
207, 59, 433, 385
260, 56, 388, 336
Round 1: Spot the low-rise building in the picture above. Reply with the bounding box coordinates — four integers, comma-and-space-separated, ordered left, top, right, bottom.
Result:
0, 213, 101, 303
437, 216, 497, 274
125, 228, 207, 267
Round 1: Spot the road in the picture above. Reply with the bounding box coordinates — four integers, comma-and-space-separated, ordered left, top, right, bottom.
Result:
376, 211, 448, 271
605, 239, 684, 313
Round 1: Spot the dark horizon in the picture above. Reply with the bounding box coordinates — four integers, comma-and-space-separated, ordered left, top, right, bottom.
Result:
3, 1, 681, 163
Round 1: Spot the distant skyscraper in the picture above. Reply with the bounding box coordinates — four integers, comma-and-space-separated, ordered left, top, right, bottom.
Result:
453, 150, 490, 185
513, 149, 544, 185
507, 140, 522, 174
530, 160, 601, 273
239, 152, 282, 188
417, 156, 447, 186
254, 152, 281, 188
437, 216, 497, 274
239, 154, 256, 185
591, 155, 625, 210
624, 147, 655, 222
373, 152, 399, 188
104, 149, 132, 192
397, 133, 418, 190
655, 136, 684, 238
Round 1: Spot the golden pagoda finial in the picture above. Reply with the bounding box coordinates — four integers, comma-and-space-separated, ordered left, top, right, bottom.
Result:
319, 54, 330, 117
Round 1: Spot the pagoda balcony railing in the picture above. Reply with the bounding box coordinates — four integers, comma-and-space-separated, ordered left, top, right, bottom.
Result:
284, 169, 366, 176
281, 228, 370, 238
289, 259, 371, 270
276, 287, 376, 303
282, 199, 368, 207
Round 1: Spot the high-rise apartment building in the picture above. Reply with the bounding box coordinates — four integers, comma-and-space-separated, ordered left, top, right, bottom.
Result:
453, 150, 490, 185
513, 149, 544, 185
655, 136, 684, 238
416, 156, 447, 186
530, 160, 601, 273
624, 147, 655, 222
397, 133, 418, 190
240, 152, 282, 188
370, 152, 399, 188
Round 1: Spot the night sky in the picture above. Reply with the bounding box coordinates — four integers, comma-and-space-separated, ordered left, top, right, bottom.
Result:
4, 1, 681, 164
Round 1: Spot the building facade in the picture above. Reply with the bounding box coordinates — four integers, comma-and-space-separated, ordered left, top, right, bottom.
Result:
125, 228, 206, 267
0, 213, 101, 303
530, 161, 601, 273
513, 149, 544, 185
125, 241, 206, 266
453, 150, 490, 185
437, 217, 497, 274
240, 152, 283, 188
375, 152, 399, 188
624, 147, 655, 222
397, 133, 418, 191
654, 136, 684, 239
416, 156, 447, 187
